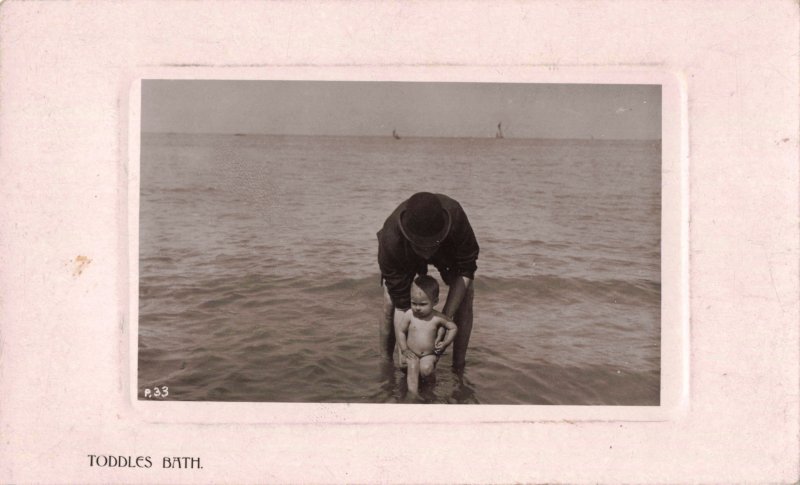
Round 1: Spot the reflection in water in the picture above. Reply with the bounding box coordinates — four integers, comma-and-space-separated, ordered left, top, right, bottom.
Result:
376, 359, 400, 403
376, 357, 480, 404
448, 368, 478, 404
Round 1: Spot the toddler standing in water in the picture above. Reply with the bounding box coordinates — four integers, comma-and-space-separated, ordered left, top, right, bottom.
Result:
395, 275, 458, 396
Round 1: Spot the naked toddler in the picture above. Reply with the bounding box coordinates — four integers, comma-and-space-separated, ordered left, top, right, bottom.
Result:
395, 275, 458, 396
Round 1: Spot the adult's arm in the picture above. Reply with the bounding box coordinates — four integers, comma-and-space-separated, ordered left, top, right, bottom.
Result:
436, 318, 458, 349
441, 203, 478, 319
378, 235, 414, 310
450, 203, 479, 280
442, 275, 473, 320
394, 311, 416, 359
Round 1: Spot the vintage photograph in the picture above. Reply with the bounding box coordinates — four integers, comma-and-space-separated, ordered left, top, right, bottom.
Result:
4, 0, 799, 481
138, 80, 662, 404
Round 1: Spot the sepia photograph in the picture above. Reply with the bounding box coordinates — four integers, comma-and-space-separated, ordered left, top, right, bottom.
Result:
2, 1, 798, 483
138, 80, 662, 405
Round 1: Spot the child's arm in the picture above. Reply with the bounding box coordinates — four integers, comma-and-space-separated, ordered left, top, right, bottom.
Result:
434, 318, 458, 352
394, 310, 417, 359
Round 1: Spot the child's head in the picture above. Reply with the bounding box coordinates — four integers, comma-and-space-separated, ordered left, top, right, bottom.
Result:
410, 275, 439, 317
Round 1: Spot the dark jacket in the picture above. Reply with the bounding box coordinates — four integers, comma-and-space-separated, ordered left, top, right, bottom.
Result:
377, 194, 479, 310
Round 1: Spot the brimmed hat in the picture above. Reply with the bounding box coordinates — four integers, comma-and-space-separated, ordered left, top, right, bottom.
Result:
398, 192, 452, 248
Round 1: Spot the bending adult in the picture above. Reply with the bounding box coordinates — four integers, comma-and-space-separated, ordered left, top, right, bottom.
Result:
377, 192, 479, 369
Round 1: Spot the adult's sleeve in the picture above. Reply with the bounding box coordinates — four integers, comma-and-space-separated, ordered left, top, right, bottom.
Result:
377, 238, 413, 311
450, 205, 479, 279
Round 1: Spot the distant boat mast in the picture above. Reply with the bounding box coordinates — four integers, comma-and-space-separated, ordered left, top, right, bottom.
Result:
495, 122, 504, 139
392, 129, 401, 140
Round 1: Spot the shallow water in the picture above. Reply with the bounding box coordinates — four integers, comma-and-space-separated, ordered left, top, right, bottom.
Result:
138, 133, 661, 404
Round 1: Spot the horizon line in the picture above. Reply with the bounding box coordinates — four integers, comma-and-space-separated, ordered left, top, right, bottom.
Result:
141, 131, 662, 142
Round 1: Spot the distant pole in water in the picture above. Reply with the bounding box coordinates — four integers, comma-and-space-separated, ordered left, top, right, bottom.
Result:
496, 122, 504, 139
392, 129, 401, 140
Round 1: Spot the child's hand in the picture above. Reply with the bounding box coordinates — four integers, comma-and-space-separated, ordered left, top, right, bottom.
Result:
434, 341, 445, 351
402, 349, 418, 360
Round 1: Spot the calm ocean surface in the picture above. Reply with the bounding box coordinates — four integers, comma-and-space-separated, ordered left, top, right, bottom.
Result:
138, 133, 661, 405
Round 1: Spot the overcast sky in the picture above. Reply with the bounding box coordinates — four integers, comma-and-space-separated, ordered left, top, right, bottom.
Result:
142, 80, 660, 140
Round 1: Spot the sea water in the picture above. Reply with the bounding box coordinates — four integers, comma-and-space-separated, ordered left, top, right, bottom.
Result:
138, 133, 660, 404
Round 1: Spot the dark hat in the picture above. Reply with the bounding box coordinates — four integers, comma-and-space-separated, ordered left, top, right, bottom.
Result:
398, 192, 451, 248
